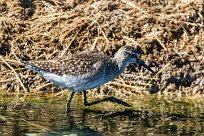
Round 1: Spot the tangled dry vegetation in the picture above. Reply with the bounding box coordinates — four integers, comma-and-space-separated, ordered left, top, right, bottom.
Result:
0, 0, 204, 99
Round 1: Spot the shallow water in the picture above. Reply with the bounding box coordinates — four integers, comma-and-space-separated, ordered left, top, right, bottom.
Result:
0, 95, 204, 136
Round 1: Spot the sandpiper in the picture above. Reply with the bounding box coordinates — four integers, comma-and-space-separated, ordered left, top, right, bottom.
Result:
23, 46, 154, 112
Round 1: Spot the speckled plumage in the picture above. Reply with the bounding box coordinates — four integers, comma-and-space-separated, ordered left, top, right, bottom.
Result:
24, 52, 111, 76
23, 46, 154, 111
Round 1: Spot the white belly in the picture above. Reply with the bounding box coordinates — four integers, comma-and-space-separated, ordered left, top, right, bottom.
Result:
42, 72, 107, 92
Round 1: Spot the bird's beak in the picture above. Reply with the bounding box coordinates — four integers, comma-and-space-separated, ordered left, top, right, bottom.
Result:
134, 59, 154, 73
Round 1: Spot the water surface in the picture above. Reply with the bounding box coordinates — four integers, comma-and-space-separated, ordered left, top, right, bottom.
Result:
0, 95, 204, 136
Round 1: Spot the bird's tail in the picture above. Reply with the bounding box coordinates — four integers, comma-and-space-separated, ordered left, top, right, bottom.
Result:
22, 60, 46, 74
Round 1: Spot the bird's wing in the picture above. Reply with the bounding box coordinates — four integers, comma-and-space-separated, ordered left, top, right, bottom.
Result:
23, 53, 111, 76
60, 53, 110, 76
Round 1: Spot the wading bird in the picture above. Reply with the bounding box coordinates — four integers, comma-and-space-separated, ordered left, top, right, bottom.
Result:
23, 46, 154, 112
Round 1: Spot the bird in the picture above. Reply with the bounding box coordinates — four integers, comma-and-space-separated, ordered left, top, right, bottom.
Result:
22, 46, 154, 112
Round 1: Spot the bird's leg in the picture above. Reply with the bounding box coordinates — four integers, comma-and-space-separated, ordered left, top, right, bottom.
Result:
66, 92, 75, 113
83, 91, 131, 107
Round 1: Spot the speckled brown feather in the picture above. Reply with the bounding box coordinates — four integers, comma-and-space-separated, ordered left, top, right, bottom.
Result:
23, 52, 112, 76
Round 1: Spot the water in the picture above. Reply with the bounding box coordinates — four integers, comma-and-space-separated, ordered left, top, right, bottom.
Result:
0, 95, 204, 136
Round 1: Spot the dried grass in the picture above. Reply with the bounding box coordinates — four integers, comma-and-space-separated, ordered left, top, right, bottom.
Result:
0, 0, 203, 100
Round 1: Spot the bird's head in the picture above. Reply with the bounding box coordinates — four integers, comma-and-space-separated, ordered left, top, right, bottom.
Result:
114, 46, 154, 73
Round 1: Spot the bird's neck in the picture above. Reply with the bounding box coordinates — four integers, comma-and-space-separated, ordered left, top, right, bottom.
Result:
112, 54, 130, 72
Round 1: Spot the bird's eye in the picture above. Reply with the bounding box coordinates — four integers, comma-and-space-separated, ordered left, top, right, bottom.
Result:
130, 53, 137, 58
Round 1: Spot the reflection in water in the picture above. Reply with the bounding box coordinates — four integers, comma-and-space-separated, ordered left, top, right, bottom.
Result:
42, 127, 102, 136
0, 96, 204, 136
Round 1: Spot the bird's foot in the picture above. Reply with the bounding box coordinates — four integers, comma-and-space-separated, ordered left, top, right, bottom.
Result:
65, 105, 73, 114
